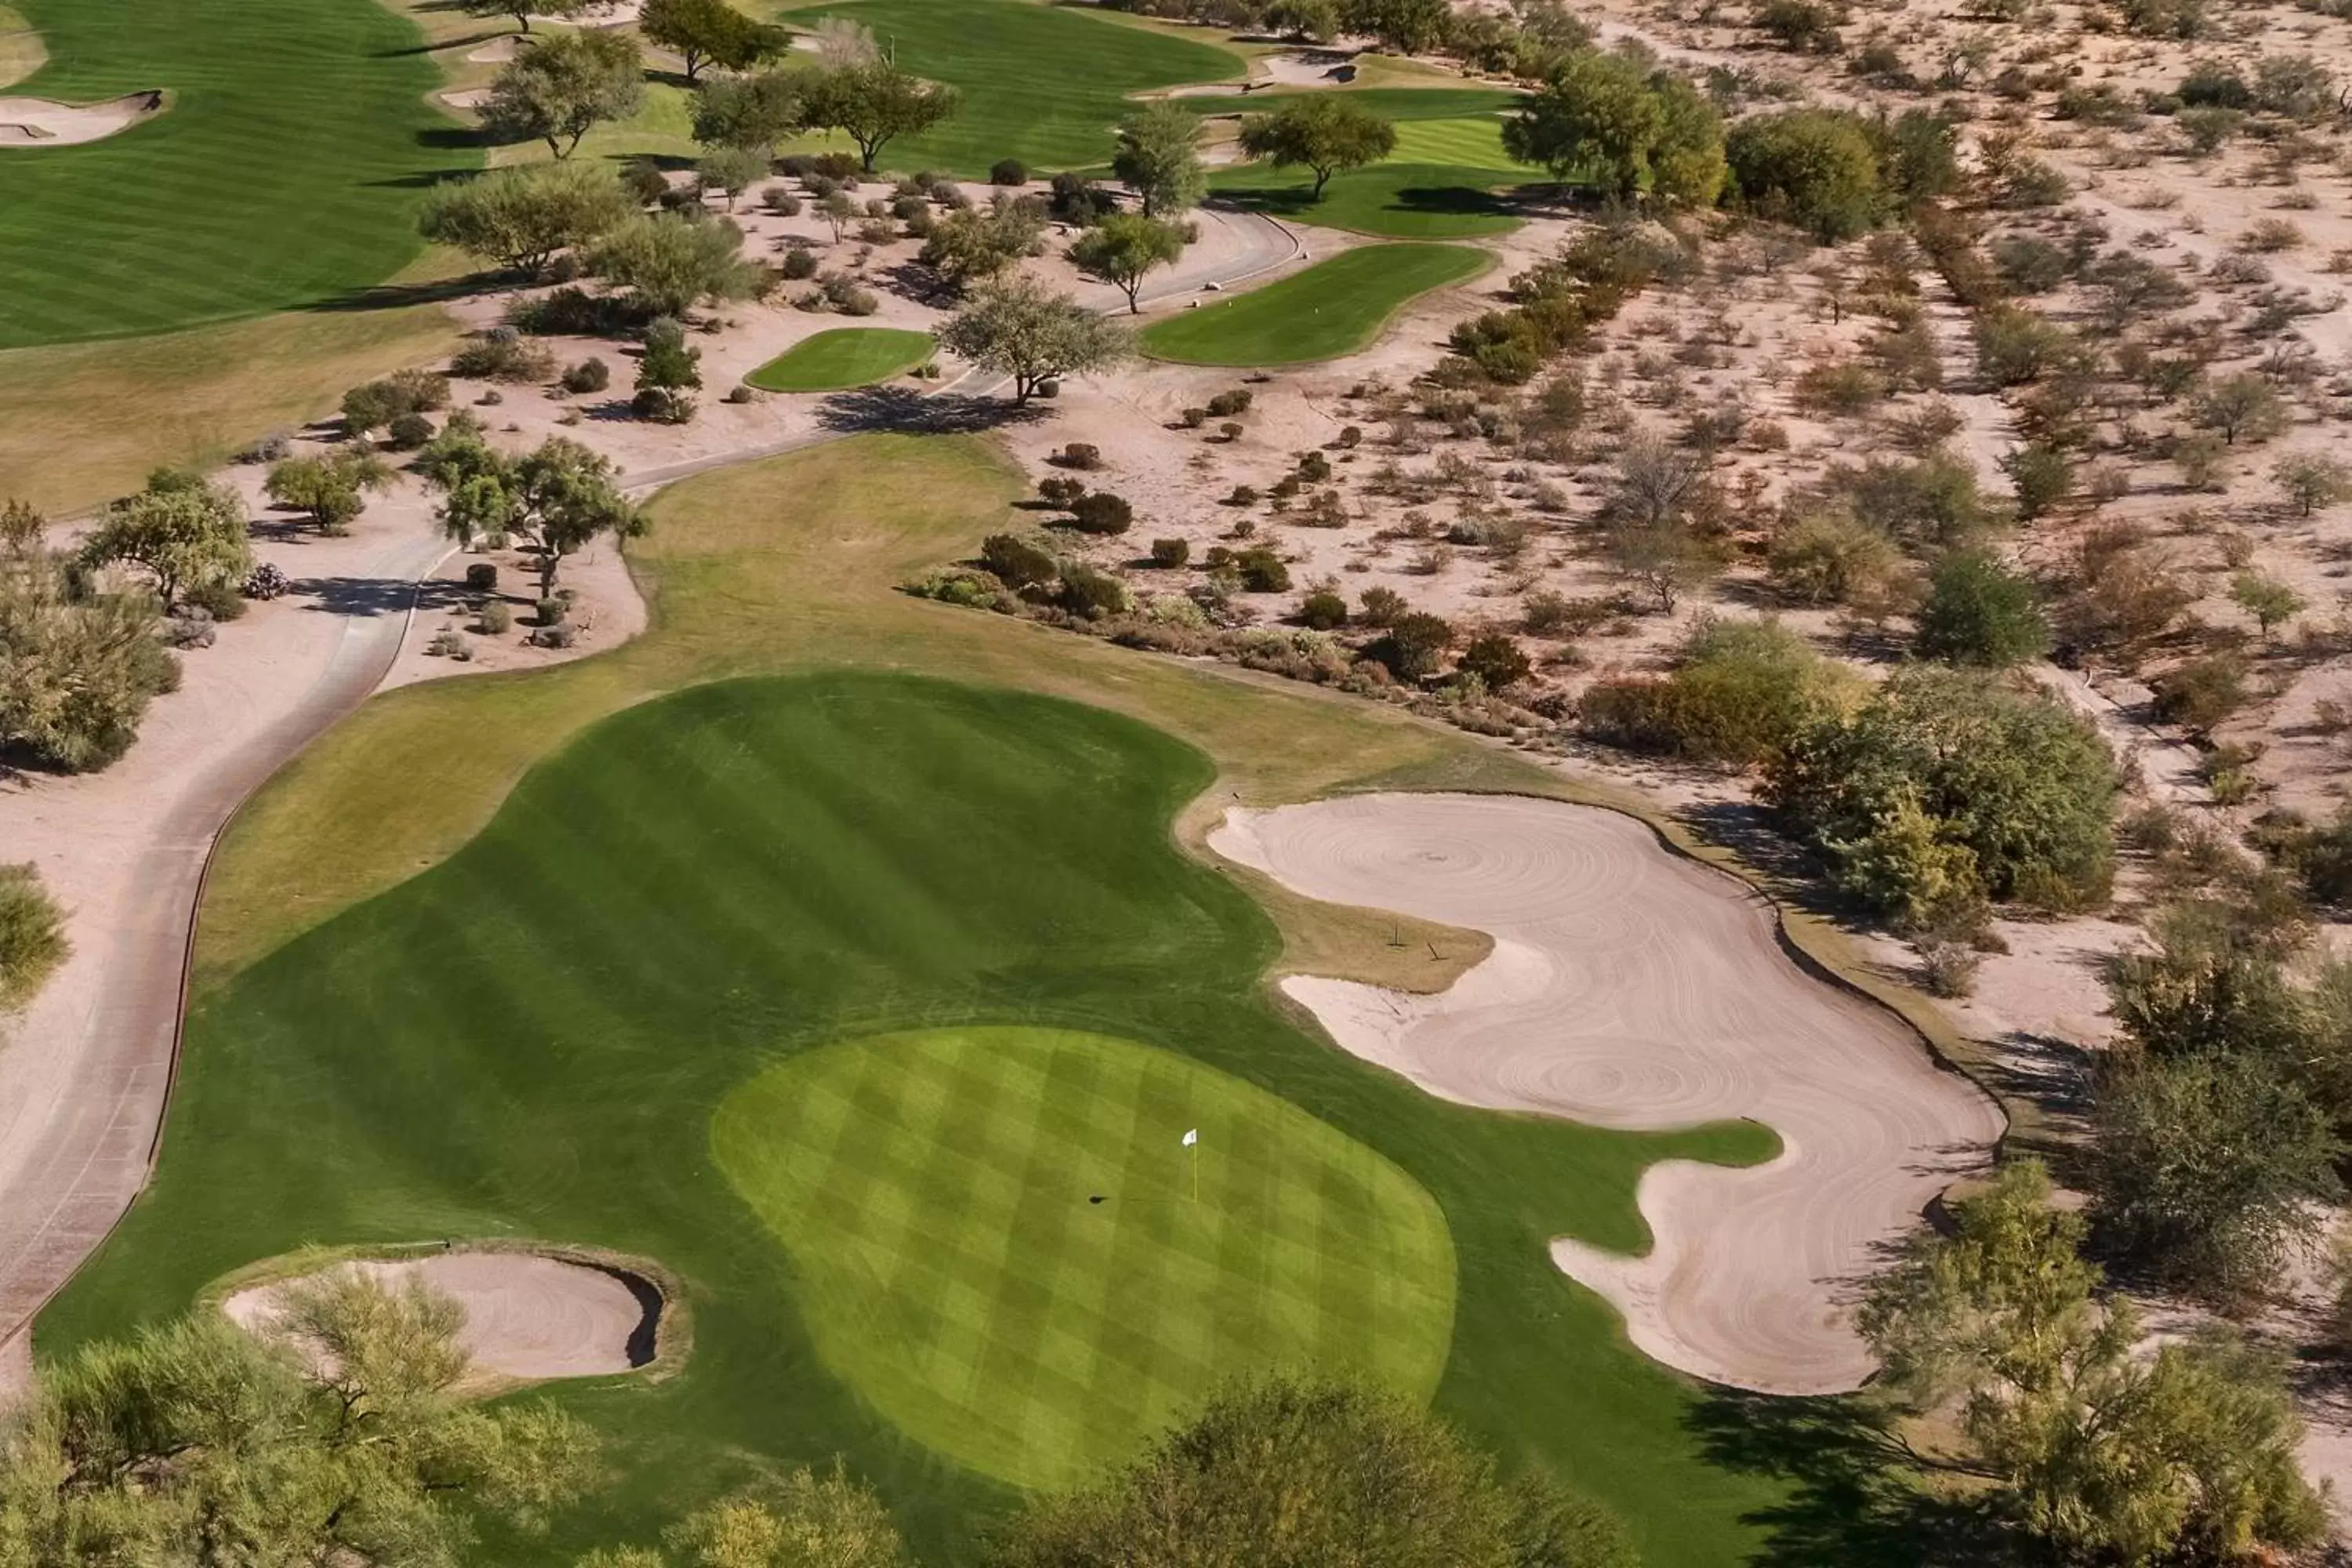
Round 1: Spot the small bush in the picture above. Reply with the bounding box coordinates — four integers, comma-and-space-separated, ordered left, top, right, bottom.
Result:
451, 332, 555, 383
180, 579, 247, 623
477, 598, 514, 635
0, 863, 67, 1011
1457, 630, 1531, 690
561, 358, 612, 394
463, 562, 499, 592
1149, 537, 1190, 568
1206, 389, 1254, 418
1038, 475, 1088, 507
1234, 546, 1290, 593
533, 596, 568, 628
1069, 492, 1134, 535
1299, 588, 1349, 629
780, 248, 819, 281
989, 158, 1029, 186
982, 532, 1057, 588
1056, 442, 1103, 470
1359, 586, 1407, 627
1179, 408, 1208, 429
241, 563, 290, 601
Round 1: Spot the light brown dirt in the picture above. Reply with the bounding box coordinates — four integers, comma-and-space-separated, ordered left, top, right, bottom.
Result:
1211, 791, 2005, 1393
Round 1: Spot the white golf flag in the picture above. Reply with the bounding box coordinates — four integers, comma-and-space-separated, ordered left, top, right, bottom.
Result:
1181, 1128, 1199, 1147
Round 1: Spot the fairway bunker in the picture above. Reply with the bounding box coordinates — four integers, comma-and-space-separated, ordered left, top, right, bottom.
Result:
0, 89, 165, 146
223, 1247, 668, 1384
1213, 793, 2004, 1396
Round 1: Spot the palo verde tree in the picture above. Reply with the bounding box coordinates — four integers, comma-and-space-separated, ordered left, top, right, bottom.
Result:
800, 60, 960, 172
1860, 1159, 2325, 1565
419, 161, 639, 278
690, 68, 804, 156
585, 212, 762, 317
482, 28, 646, 159
938, 277, 1131, 403
985, 1377, 1635, 1568
1236, 96, 1397, 198
1912, 549, 2050, 668
1112, 102, 1207, 219
1502, 49, 1726, 206
0, 1272, 599, 1565
420, 417, 647, 593
264, 448, 395, 536
76, 473, 252, 609
1725, 107, 1889, 241
1069, 214, 1187, 312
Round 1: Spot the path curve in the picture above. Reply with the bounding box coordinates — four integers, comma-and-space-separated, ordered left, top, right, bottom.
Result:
0, 204, 1311, 1392
1210, 792, 2004, 1393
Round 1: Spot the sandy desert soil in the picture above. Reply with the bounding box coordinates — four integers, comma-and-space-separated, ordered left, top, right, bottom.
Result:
221, 1250, 654, 1382
0, 91, 164, 146
1212, 792, 2005, 1393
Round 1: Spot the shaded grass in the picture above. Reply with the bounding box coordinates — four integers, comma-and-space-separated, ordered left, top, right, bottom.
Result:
1141, 241, 1488, 365
714, 1025, 1456, 1490
789, 0, 1240, 174
1207, 158, 1527, 238
745, 327, 935, 392
0, 0, 470, 348
1180, 85, 1523, 121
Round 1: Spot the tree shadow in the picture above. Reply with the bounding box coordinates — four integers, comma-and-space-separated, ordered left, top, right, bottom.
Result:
813, 387, 1049, 436
303, 273, 488, 316
1686, 1392, 2013, 1568
1210, 169, 1522, 228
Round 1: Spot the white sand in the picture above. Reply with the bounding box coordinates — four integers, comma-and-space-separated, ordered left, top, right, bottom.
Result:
223, 1250, 652, 1381
1211, 793, 2005, 1393
0, 90, 163, 146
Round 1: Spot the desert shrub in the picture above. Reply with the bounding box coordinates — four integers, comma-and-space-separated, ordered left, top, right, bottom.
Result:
1455, 630, 1531, 691
1991, 234, 2071, 296
1583, 617, 1856, 768
1298, 587, 1349, 629
241, 563, 289, 601
981, 533, 1057, 588
1914, 550, 2049, 667
1069, 492, 1134, 536
1768, 510, 1904, 607
2195, 372, 2291, 445
989, 158, 1028, 186
1793, 361, 1887, 417
1037, 476, 1088, 508
1058, 561, 1131, 618
780, 247, 820, 281
1724, 109, 1889, 241
1818, 448, 1991, 546
1366, 612, 1453, 680
2002, 443, 2074, 521
1056, 443, 1103, 470
561, 358, 612, 395
1972, 305, 2075, 387
477, 599, 514, 635
451, 330, 556, 383
463, 563, 499, 592
0, 554, 179, 773
1359, 586, 1408, 627
1753, 0, 1842, 50
1206, 390, 1254, 418
1149, 537, 1190, 568
1769, 665, 2117, 916
1233, 546, 1289, 593
0, 862, 66, 1010
2151, 652, 2249, 735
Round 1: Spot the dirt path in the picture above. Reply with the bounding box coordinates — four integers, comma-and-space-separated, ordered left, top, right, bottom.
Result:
1211, 792, 2005, 1394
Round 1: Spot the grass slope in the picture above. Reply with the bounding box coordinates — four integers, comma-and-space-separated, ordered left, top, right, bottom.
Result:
745, 327, 935, 392
38, 437, 1820, 1566
0, 0, 466, 348
715, 1025, 1456, 1490
50, 669, 1771, 1565
789, 0, 1238, 173
1142, 242, 1487, 365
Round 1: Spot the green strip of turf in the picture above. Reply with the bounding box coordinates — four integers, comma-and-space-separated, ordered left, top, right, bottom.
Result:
1181, 85, 1525, 121
1142, 241, 1490, 366
0, 0, 464, 348
744, 327, 935, 393
715, 1025, 1456, 1490
790, 0, 1238, 174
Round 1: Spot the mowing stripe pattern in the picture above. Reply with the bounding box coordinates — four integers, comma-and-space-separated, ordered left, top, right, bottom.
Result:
714, 1026, 1455, 1490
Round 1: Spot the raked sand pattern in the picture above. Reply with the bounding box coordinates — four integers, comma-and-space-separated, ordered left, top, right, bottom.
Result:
1210, 792, 2005, 1393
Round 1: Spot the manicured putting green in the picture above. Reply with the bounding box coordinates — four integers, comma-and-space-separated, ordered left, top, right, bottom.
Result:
0, 0, 462, 347
793, 0, 1236, 174
714, 1025, 1455, 1490
744, 328, 934, 392
1143, 242, 1489, 365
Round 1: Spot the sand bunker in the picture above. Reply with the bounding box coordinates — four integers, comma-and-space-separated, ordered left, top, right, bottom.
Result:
0, 89, 164, 146
223, 1249, 660, 1383
1210, 793, 2004, 1394
440, 86, 492, 111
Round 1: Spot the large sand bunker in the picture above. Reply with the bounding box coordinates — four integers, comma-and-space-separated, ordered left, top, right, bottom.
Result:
1210, 793, 2004, 1394
223, 1249, 662, 1383
0, 89, 164, 146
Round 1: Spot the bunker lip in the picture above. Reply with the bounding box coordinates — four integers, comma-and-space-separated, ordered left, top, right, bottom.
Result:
0, 89, 167, 146
1210, 791, 2004, 1396
215, 1242, 681, 1388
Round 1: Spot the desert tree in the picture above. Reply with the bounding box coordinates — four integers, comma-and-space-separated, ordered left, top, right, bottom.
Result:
1265, 0, 1341, 41
1503, 49, 1726, 205
1069, 213, 1187, 312
695, 146, 767, 210
2194, 371, 2290, 445
1236, 97, 1397, 198
2230, 571, 2304, 640
77, 474, 251, 608
579, 1463, 912, 1568
1914, 550, 2049, 668
641, 0, 782, 83
0, 862, 65, 1011
938, 278, 1131, 403
1339, 0, 1454, 53
482, 28, 646, 159
689, 69, 804, 155
920, 201, 1045, 291
0, 552, 177, 773
1724, 108, 1887, 241
1112, 102, 1207, 219
458, 0, 610, 34
585, 212, 760, 317
800, 61, 960, 172
2273, 451, 2352, 517
632, 318, 702, 424
420, 161, 639, 278
264, 448, 395, 535
0, 1273, 598, 1563
419, 422, 645, 593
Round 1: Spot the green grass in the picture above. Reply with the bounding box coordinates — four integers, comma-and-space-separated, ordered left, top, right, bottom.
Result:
1180, 85, 1523, 122
789, 0, 1239, 173
745, 327, 935, 392
714, 1025, 1456, 1491
0, 0, 466, 348
48, 664, 1776, 1565
1142, 241, 1489, 365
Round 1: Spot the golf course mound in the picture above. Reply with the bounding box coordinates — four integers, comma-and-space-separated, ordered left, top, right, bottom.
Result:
713, 1025, 1456, 1490
222, 1247, 668, 1385
746, 327, 934, 392
1142, 243, 1488, 366
0, 89, 159, 145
